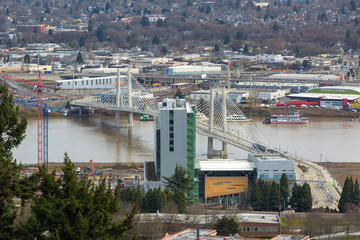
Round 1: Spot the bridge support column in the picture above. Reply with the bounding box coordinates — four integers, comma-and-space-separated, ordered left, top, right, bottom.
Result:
79, 108, 82, 115
207, 137, 214, 159
115, 112, 121, 128
128, 112, 133, 127
222, 142, 228, 159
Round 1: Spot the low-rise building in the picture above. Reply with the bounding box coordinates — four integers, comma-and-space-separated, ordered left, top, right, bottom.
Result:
249, 153, 296, 184
164, 65, 222, 75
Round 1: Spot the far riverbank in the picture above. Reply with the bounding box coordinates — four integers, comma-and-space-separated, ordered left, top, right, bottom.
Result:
22, 161, 359, 188
240, 106, 360, 118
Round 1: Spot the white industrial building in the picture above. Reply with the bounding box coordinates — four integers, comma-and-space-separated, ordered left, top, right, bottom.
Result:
265, 73, 342, 82
57, 75, 125, 90
164, 65, 222, 75
253, 89, 286, 101
248, 154, 295, 183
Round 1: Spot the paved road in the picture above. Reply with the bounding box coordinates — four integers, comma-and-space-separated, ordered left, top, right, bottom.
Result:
286, 151, 342, 210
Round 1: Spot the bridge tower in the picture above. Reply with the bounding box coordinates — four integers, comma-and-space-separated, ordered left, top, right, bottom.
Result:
221, 87, 228, 159
207, 88, 214, 159
207, 87, 228, 159
115, 69, 121, 128
127, 69, 133, 127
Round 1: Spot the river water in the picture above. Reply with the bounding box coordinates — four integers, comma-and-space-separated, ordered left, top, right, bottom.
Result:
12, 116, 360, 164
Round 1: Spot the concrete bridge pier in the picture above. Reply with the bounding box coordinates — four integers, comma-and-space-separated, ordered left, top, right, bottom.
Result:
207, 137, 214, 159
128, 112, 133, 127
79, 107, 82, 115
222, 142, 228, 159
115, 111, 121, 128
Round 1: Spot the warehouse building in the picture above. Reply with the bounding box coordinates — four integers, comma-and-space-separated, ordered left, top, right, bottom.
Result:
265, 73, 342, 83
249, 154, 296, 183
164, 65, 222, 75
288, 86, 360, 108
234, 81, 318, 93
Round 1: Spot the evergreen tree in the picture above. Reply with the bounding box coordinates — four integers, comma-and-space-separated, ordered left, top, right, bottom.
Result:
214, 43, 220, 52
79, 36, 86, 48
105, 3, 111, 12
298, 183, 312, 212
96, 25, 107, 42
76, 52, 84, 64
223, 35, 231, 45
88, 19, 93, 32
163, 164, 192, 193
350, 176, 354, 194
214, 216, 239, 236
236, 31, 243, 40
339, 177, 353, 212
341, 6, 346, 14
24, 54, 30, 64
0, 83, 28, 239
272, 21, 280, 31
269, 181, 279, 211
353, 179, 360, 205
290, 182, 300, 210
346, 29, 351, 39
0, 84, 27, 158
174, 89, 184, 99
261, 180, 271, 210
251, 181, 262, 210
174, 190, 187, 213
156, 19, 164, 27
160, 45, 168, 56
152, 35, 161, 45
19, 153, 137, 238
280, 173, 290, 210
140, 16, 149, 27
163, 164, 192, 213
243, 45, 249, 54
143, 187, 169, 212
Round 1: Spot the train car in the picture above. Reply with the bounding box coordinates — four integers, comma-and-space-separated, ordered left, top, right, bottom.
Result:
56, 75, 126, 90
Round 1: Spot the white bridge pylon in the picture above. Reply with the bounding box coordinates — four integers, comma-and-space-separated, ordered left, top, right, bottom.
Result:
71, 70, 274, 153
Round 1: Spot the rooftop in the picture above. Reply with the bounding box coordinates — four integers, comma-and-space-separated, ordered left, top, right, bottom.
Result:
265, 73, 341, 81
195, 159, 253, 171
287, 93, 359, 101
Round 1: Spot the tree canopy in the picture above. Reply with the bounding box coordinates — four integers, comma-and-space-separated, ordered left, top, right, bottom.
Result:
339, 176, 360, 213
18, 153, 137, 239
163, 163, 192, 193
0, 83, 28, 239
76, 51, 84, 64
0, 84, 27, 159
163, 164, 192, 213
214, 216, 239, 236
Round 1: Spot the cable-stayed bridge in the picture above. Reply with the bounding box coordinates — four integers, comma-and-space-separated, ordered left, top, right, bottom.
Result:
71, 71, 274, 154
